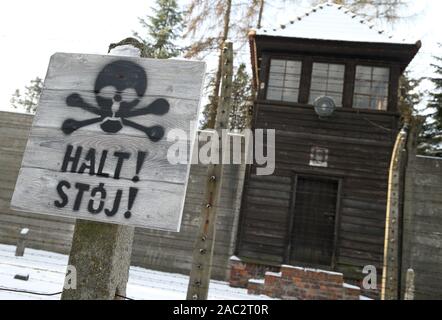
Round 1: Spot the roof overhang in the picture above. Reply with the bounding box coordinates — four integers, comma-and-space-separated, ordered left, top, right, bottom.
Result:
249, 31, 421, 90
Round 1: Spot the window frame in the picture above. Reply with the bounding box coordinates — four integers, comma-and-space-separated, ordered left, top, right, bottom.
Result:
308, 62, 346, 108
264, 56, 304, 103
260, 53, 400, 113
353, 64, 391, 111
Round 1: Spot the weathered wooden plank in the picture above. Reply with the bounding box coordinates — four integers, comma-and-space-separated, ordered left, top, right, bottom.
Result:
0, 110, 33, 120
339, 231, 384, 246
257, 102, 397, 125
275, 139, 392, 164
238, 245, 285, 263
249, 174, 292, 184
244, 205, 289, 222
34, 92, 197, 137
274, 128, 394, 147
0, 213, 74, 231
0, 224, 73, 243
257, 120, 392, 142
12, 167, 185, 231
273, 161, 389, 180
11, 53, 206, 231
341, 198, 387, 210
339, 248, 383, 264
339, 239, 383, 254
340, 206, 386, 221
20, 126, 190, 184
340, 214, 385, 228
43, 53, 206, 101
340, 222, 385, 237
246, 195, 291, 207
246, 188, 291, 200
257, 111, 396, 135
275, 150, 390, 173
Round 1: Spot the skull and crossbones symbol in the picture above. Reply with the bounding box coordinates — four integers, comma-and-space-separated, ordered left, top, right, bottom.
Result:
61, 60, 169, 142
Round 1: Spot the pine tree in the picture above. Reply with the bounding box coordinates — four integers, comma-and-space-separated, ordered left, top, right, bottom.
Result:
398, 72, 423, 122
199, 75, 217, 130
133, 0, 184, 59
10, 77, 43, 114
418, 54, 442, 157
229, 64, 252, 131
184, 0, 268, 129
200, 64, 253, 131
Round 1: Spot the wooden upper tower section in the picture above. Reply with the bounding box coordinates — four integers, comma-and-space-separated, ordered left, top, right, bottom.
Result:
248, 2, 421, 113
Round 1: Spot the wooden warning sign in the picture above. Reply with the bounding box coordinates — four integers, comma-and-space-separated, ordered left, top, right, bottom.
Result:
11, 53, 205, 231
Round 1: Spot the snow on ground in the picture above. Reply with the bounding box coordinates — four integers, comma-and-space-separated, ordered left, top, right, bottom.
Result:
0, 244, 272, 300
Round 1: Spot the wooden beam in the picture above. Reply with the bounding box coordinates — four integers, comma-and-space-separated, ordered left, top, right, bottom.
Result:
298, 57, 312, 104
343, 62, 355, 109
186, 41, 233, 300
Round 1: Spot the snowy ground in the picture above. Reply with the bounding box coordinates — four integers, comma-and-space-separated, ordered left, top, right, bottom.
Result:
0, 244, 272, 300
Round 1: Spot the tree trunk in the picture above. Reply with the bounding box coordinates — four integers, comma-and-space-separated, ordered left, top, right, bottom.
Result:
257, 0, 265, 29
207, 0, 232, 129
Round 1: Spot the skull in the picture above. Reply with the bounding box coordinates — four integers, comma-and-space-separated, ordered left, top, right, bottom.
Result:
62, 59, 169, 141
94, 60, 148, 133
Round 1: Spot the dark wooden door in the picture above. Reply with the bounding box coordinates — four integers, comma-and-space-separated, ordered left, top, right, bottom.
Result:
289, 176, 339, 266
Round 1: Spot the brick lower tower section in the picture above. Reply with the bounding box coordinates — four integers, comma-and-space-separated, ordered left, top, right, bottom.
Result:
229, 257, 361, 300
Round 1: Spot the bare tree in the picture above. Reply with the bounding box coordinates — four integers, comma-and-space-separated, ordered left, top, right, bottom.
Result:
185, 0, 266, 128
313, 0, 409, 22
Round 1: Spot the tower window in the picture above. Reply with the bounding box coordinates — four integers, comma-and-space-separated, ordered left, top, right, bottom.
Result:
353, 66, 390, 110
309, 63, 345, 107
266, 59, 302, 102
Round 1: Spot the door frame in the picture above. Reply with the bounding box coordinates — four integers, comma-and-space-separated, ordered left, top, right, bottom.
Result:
284, 172, 343, 270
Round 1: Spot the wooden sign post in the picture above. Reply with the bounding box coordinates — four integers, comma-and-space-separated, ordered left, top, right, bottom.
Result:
11, 46, 205, 299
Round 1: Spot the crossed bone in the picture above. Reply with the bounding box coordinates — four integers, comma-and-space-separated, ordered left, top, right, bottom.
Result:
61, 93, 169, 142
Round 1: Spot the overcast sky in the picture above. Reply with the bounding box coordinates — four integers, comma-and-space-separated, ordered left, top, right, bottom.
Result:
0, 0, 440, 113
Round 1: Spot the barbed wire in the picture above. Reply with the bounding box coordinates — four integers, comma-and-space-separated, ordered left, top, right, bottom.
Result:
0, 286, 137, 300
0, 286, 62, 297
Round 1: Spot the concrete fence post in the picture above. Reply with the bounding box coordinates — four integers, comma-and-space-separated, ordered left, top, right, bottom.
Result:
15, 228, 29, 257
404, 268, 415, 300
61, 38, 144, 300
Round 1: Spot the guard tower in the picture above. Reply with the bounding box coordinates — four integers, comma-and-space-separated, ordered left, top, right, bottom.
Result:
234, 3, 420, 298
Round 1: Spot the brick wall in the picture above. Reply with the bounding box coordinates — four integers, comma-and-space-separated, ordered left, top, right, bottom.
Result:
230, 257, 361, 300
402, 155, 442, 299
229, 256, 279, 288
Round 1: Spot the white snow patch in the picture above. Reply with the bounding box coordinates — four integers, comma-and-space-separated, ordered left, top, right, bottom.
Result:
229, 255, 241, 262
281, 265, 342, 276
343, 283, 360, 290
248, 278, 265, 285
108, 45, 141, 57
416, 155, 442, 160
0, 244, 273, 300
265, 271, 282, 277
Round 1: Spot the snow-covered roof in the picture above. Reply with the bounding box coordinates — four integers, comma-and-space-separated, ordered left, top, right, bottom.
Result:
255, 2, 416, 45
